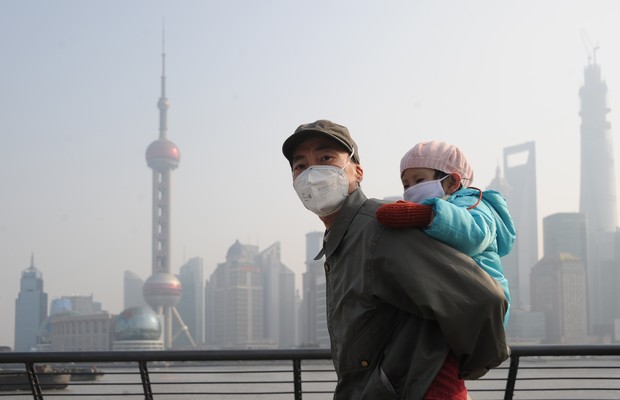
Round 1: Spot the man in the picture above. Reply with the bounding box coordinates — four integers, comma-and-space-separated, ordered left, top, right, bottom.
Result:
283, 119, 509, 399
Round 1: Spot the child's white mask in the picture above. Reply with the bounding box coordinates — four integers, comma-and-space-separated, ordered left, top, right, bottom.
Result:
403, 175, 449, 203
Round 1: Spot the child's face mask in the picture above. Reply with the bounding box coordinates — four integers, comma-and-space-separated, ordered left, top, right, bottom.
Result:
403, 175, 449, 203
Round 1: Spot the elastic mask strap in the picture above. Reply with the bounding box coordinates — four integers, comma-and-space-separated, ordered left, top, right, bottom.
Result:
466, 187, 483, 210
341, 149, 355, 171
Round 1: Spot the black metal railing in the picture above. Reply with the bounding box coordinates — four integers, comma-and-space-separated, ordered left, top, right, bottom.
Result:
1, 345, 620, 399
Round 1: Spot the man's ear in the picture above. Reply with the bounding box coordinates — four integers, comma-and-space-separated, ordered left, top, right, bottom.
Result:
355, 164, 364, 184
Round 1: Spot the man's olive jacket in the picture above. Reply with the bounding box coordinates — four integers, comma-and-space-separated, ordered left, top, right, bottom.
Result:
319, 188, 509, 399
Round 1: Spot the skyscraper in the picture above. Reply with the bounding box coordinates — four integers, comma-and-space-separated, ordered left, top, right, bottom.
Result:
50, 295, 102, 315
530, 254, 588, 344
578, 51, 619, 335
205, 241, 264, 348
534, 213, 590, 343
500, 142, 539, 309
123, 270, 147, 310
143, 35, 193, 348
487, 165, 516, 305
579, 50, 617, 233
300, 231, 327, 347
204, 240, 296, 349
14, 255, 48, 352
176, 257, 204, 347
256, 242, 296, 348
543, 213, 588, 261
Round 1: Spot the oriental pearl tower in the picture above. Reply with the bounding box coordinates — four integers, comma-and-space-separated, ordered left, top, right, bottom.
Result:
143, 34, 195, 349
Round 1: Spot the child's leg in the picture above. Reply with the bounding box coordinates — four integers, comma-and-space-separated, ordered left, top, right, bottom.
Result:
424, 352, 468, 400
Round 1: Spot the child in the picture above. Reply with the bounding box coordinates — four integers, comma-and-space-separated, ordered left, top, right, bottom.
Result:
376, 140, 515, 400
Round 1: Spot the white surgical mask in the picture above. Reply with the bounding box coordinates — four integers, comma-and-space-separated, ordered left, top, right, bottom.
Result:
293, 157, 352, 217
403, 175, 449, 203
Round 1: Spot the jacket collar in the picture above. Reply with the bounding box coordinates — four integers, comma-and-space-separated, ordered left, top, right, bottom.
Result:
314, 188, 367, 260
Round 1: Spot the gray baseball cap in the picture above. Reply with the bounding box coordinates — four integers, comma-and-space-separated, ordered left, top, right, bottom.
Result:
282, 119, 360, 166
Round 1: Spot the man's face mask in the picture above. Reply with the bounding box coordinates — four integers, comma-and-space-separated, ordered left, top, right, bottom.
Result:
293, 153, 353, 217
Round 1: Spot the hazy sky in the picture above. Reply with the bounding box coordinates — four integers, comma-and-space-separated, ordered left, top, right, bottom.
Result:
2, 0, 620, 347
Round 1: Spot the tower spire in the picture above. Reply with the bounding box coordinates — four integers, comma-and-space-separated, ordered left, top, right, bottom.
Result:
162, 22, 166, 77
158, 23, 169, 139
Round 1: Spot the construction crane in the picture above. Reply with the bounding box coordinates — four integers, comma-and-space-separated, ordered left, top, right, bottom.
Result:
580, 29, 599, 65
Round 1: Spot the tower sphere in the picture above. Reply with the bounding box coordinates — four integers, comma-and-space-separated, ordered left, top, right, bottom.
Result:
157, 97, 170, 110
143, 272, 182, 308
114, 306, 162, 341
146, 139, 180, 172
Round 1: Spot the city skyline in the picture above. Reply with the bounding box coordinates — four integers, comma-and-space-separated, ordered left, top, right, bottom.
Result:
3, 1, 620, 347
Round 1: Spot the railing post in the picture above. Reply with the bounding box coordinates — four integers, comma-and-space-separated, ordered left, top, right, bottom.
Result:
293, 358, 303, 400
25, 362, 43, 400
503, 354, 520, 400
138, 361, 153, 400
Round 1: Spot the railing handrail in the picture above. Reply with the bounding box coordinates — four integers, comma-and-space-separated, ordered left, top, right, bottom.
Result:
2, 345, 620, 400
509, 344, 620, 357
0, 348, 332, 364
2, 344, 620, 364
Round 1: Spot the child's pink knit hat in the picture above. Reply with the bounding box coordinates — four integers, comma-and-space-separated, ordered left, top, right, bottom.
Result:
400, 140, 474, 184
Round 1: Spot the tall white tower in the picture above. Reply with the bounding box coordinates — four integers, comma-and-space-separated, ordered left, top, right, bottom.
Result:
578, 48, 619, 334
579, 49, 617, 232
144, 33, 195, 348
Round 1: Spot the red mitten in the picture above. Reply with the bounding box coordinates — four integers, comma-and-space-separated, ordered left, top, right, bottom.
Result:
376, 200, 433, 228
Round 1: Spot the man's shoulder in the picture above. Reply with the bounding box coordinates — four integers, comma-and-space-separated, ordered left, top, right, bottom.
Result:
337, 189, 385, 221
360, 197, 387, 212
